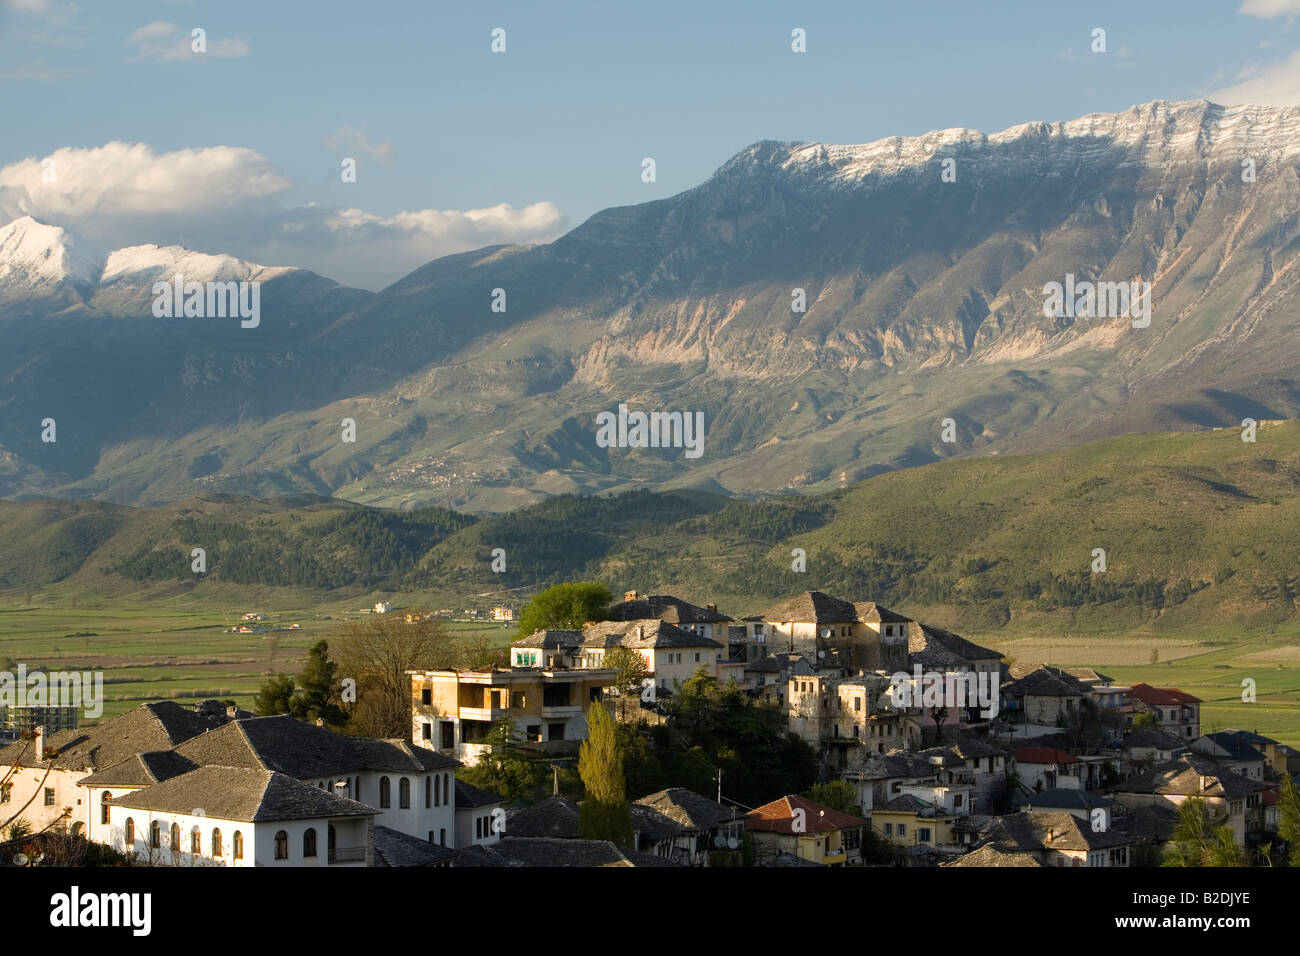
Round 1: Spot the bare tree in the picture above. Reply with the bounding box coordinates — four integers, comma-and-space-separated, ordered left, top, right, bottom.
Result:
333, 610, 458, 738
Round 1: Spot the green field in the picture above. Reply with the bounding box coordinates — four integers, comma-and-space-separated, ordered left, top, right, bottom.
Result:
0, 603, 512, 723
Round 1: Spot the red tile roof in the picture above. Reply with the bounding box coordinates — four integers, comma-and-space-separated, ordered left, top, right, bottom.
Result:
745, 794, 866, 835
1126, 683, 1202, 706
1014, 746, 1080, 765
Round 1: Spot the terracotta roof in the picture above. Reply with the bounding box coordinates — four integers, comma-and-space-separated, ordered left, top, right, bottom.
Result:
745, 794, 866, 834
1126, 683, 1202, 706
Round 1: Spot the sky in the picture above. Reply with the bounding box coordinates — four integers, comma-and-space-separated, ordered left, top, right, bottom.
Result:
2, 0, 1299, 291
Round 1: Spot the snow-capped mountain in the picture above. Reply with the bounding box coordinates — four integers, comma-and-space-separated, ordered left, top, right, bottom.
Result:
0, 216, 106, 312
92, 244, 296, 316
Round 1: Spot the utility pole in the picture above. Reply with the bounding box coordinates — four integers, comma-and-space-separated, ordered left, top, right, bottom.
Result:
717, 767, 722, 806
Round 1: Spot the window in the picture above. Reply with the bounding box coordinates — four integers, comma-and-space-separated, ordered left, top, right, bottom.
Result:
212, 828, 223, 857
954, 794, 963, 807
440, 721, 455, 750
439, 828, 447, 846
191, 827, 201, 854
590, 687, 602, 703
476, 817, 483, 839
303, 828, 317, 857
101, 791, 112, 824
425, 776, 432, 808
897, 824, 906, 836
380, 776, 391, 808
125, 818, 135, 846
547, 723, 564, 741
434, 775, 440, 807
421, 688, 432, 705
883, 823, 893, 835
170, 823, 181, 850
422, 722, 432, 741
526, 724, 542, 742
443, 774, 450, 806
44, 787, 55, 806
400, 777, 411, 809
274, 830, 288, 860
854, 697, 861, 712
150, 822, 161, 848
511, 691, 525, 708
918, 827, 932, 843
233, 831, 243, 860
0, 783, 8, 803
694, 653, 700, 662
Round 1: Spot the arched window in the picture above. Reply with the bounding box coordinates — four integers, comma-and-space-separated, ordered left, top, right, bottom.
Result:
379, 776, 391, 808
328, 824, 336, 861
170, 822, 181, 850
191, 827, 201, 854
233, 831, 243, 860
399, 777, 410, 809
434, 775, 440, 807
212, 828, 223, 857
425, 776, 431, 808
101, 791, 112, 825
303, 827, 317, 857
150, 821, 161, 848
125, 818, 135, 846
442, 773, 449, 806
274, 830, 288, 860
71, 821, 84, 837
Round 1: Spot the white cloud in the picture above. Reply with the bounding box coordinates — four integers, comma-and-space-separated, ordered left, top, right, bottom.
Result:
126, 21, 250, 61
322, 127, 395, 165
1240, 0, 1300, 17
1212, 48, 1300, 105
0, 143, 566, 291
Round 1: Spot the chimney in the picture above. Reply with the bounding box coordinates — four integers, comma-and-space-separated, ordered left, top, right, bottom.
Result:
33, 724, 45, 757
624, 589, 639, 602
706, 603, 717, 613
315, 718, 325, 727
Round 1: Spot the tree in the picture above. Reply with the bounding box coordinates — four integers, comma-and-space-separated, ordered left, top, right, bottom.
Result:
1163, 797, 1243, 866
1278, 774, 1300, 865
293, 640, 347, 728
333, 609, 457, 738
577, 702, 633, 847
253, 673, 296, 717
805, 780, 860, 815
517, 582, 613, 638
604, 646, 650, 718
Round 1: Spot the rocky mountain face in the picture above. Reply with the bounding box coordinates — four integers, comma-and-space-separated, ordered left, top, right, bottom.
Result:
3, 99, 1300, 510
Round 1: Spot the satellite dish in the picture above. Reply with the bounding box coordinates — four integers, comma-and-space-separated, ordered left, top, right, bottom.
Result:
817, 650, 825, 659
13, 853, 27, 866
713, 834, 726, 848
727, 837, 740, 850
820, 628, 832, 639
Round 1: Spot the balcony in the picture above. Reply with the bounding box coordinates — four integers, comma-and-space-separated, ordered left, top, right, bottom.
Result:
459, 707, 508, 722
541, 705, 581, 718
328, 846, 366, 864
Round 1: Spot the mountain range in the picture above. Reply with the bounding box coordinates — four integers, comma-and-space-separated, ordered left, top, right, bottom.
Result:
3, 98, 1299, 511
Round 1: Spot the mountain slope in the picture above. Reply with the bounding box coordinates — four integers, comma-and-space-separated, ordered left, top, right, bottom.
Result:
2, 100, 1300, 508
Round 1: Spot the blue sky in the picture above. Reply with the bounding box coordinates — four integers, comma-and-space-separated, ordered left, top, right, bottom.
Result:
2, 0, 1297, 290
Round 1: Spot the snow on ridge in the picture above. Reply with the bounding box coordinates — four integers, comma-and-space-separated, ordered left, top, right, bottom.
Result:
0, 215, 106, 288
100, 244, 295, 285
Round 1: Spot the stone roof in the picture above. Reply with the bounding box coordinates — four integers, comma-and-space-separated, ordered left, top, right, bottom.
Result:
759, 852, 823, 867
758, 591, 858, 624
170, 715, 461, 777
942, 844, 1046, 867
1219, 729, 1279, 747
504, 795, 580, 839
608, 595, 732, 625
455, 779, 504, 809
1123, 729, 1187, 751
981, 810, 1129, 852
581, 618, 722, 650
630, 803, 685, 843
80, 749, 199, 788
876, 794, 931, 814
1025, 789, 1111, 812
1197, 732, 1267, 763
1003, 668, 1089, 699
634, 788, 733, 831
1112, 754, 1268, 800
908, 625, 1002, 670
372, 826, 457, 866
746, 794, 866, 835
1112, 804, 1181, 844
855, 751, 950, 780
0, 701, 225, 772
109, 766, 374, 822
511, 629, 584, 649
942, 738, 1007, 761
454, 836, 682, 867
852, 602, 912, 625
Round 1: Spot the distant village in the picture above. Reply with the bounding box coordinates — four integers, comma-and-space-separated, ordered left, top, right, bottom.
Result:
2, 588, 1297, 868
